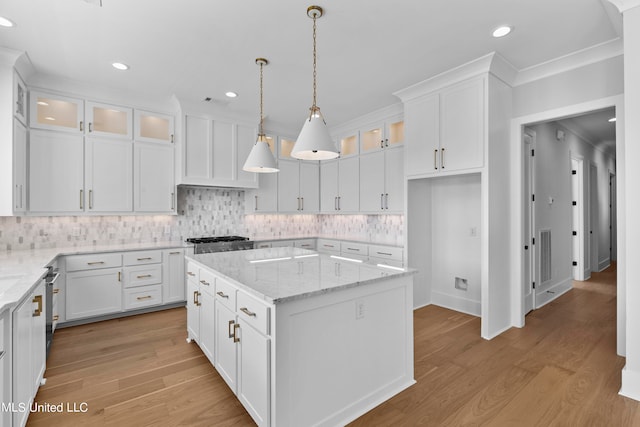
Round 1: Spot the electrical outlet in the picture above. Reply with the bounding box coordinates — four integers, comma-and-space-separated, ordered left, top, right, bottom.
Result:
470, 227, 477, 237
355, 300, 365, 320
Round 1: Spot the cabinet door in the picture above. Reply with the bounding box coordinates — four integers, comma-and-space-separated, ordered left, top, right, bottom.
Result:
86, 101, 133, 139
13, 119, 27, 213
339, 132, 358, 157
163, 249, 185, 304
184, 115, 211, 181
238, 319, 270, 426
187, 279, 200, 342
212, 120, 234, 182
361, 124, 385, 154
359, 151, 385, 212
199, 290, 216, 364
236, 124, 258, 188
215, 302, 238, 393
440, 77, 484, 172
320, 160, 338, 213
12, 294, 34, 427
134, 142, 175, 213
30, 91, 83, 133
253, 172, 278, 212
384, 147, 405, 212
29, 130, 84, 213
277, 160, 300, 213
86, 138, 133, 212
405, 94, 439, 176
385, 118, 404, 148
338, 156, 359, 212
66, 268, 122, 320
299, 162, 319, 212
31, 282, 46, 392
135, 110, 174, 144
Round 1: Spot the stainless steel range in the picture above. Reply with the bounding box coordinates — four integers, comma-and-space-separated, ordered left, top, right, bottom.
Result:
186, 236, 254, 254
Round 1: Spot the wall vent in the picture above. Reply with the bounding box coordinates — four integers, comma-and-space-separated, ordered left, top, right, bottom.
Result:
540, 229, 552, 283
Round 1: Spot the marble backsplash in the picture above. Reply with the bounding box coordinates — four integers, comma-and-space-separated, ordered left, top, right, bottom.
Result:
0, 186, 404, 251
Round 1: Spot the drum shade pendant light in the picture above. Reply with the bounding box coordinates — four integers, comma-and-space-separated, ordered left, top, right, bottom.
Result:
243, 58, 279, 173
291, 5, 339, 160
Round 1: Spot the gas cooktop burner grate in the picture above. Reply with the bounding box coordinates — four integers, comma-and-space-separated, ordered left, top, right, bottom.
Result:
186, 236, 253, 254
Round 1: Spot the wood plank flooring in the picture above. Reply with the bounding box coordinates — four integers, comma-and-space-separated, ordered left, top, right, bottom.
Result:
28, 263, 637, 426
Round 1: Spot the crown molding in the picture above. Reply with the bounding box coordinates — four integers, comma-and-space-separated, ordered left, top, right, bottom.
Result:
607, 0, 640, 12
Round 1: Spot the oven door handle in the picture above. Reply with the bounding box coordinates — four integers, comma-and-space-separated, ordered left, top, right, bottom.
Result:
47, 272, 61, 285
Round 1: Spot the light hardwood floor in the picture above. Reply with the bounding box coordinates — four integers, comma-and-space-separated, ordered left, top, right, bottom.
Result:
28, 263, 639, 426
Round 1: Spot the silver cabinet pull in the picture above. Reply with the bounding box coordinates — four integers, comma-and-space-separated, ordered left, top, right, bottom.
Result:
136, 295, 152, 301
199, 280, 210, 286
297, 197, 300, 211
80, 189, 84, 210
347, 247, 360, 252
169, 251, 181, 255
79, 121, 84, 132
136, 274, 152, 279
338, 196, 341, 210
377, 251, 393, 256
187, 271, 196, 277
171, 192, 175, 210
228, 320, 235, 338
380, 193, 384, 210
137, 257, 152, 261
385, 138, 389, 147
441, 147, 445, 169
217, 291, 229, 299
240, 307, 256, 317
385, 193, 389, 210
88, 122, 93, 132
335, 196, 338, 211
434, 149, 438, 170
301, 197, 304, 211
87, 261, 105, 265
255, 195, 258, 211
89, 189, 93, 209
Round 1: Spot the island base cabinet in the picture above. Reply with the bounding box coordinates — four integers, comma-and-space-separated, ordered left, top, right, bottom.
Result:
238, 318, 270, 427
186, 279, 200, 342
199, 290, 215, 364
215, 303, 238, 393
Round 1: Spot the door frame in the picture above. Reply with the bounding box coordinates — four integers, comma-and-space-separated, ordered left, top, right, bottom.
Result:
509, 94, 624, 356
523, 129, 536, 314
570, 154, 585, 281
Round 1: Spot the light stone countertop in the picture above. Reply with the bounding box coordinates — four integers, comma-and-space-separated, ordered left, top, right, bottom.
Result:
187, 247, 415, 305
0, 241, 190, 314
250, 235, 403, 248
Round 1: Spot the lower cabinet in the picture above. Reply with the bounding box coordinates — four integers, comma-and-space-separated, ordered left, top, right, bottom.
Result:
163, 249, 185, 303
187, 265, 271, 426
12, 281, 46, 427
66, 268, 123, 320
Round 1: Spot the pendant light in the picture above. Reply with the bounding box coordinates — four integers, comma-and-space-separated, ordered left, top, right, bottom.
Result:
291, 5, 339, 160
243, 58, 279, 173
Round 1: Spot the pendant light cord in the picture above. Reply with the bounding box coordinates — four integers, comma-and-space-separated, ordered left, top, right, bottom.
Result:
312, 12, 317, 111
259, 60, 265, 136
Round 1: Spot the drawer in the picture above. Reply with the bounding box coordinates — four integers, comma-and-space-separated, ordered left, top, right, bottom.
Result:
123, 250, 162, 266
369, 257, 404, 269
317, 239, 340, 254
215, 277, 237, 311
124, 264, 162, 288
237, 291, 270, 336
341, 242, 368, 257
270, 240, 293, 248
66, 253, 122, 272
186, 261, 199, 282
124, 285, 163, 310
368, 244, 403, 262
199, 268, 216, 296
254, 242, 272, 249
294, 239, 316, 250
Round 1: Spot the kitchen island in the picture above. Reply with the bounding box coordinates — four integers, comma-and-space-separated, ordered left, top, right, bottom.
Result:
185, 247, 416, 427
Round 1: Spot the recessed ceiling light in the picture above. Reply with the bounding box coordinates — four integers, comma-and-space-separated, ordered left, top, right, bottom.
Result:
492, 26, 512, 38
0, 16, 15, 27
609, 117, 617, 122
225, 91, 238, 98
111, 62, 129, 71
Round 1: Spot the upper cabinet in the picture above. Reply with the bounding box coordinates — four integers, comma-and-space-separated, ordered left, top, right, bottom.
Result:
181, 114, 258, 188
404, 76, 484, 177
360, 117, 404, 154
135, 110, 174, 144
30, 91, 84, 133
86, 101, 133, 139
278, 137, 296, 160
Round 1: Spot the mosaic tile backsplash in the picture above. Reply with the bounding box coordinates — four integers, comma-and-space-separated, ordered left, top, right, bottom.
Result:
0, 187, 404, 251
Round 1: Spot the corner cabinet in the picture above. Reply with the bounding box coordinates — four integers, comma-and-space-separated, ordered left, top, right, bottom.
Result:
181, 114, 258, 189
405, 76, 485, 177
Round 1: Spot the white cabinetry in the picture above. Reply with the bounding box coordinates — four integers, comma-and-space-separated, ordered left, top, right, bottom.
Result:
0, 309, 9, 427
30, 91, 84, 133
316, 238, 404, 267
359, 145, 404, 213
182, 115, 258, 188
86, 101, 133, 139
86, 138, 133, 212
186, 262, 215, 363
405, 76, 484, 177
66, 266, 123, 320
13, 69, 27, 125
29, 129, 84, 214
134, 142, 175, 213
135, 110, 174, 144
13, 119, 27, 213
163, 249, 185, 303
359, 116, 404, 154
12, 280, 46, 427
320, 156, 359, 213
277, 160, 319, 213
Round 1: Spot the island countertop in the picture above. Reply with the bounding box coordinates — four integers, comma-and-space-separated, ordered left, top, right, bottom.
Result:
186, 247, 416, 304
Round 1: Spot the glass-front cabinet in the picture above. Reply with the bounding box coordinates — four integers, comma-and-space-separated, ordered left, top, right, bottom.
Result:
29, 91, 84, 133
13, 71, 27, 125
135, 110, 174, 143
360, 117, 404, 154
339, 132, 358, 157
278, 137, 296, 160
86, 102, 133, 139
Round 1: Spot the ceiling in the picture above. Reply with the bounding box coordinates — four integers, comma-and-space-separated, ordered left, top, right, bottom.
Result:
557, 107, 617, 157
0, 0, 623, 134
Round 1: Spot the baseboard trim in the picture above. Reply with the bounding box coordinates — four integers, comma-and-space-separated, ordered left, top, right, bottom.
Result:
432, 291, 481, 317
598, 258, 611, 272
58, 301, 186, 328
535, 278, 572, 309
620, 366, 640, 402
